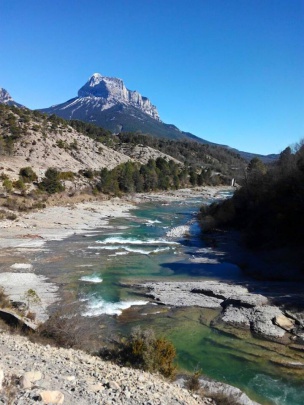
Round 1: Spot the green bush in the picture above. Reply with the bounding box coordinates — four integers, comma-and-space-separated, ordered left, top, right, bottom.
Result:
13, 179, 25, 190
38, 168, 65, 194
99, 327, 176, 378
2, 178, 13, 192
19, 167, 38, 183
58, 171, 75, 180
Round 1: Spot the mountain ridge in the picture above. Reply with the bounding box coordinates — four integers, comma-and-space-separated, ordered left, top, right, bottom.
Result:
0, 88, 25, 108
39, 74, 215, 144
0, 76, 278, 162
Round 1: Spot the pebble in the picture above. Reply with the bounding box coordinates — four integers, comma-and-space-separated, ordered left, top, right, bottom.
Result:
0, 331, 209, 404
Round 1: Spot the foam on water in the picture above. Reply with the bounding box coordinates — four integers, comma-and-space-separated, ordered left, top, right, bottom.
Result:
80, 275, 103, 283
145, 219, 161, 226
82, 296, 148, 316
109, 252, 129, 257
96, 237, 177, 245
248, 374, 304, 405
17, 240, 46, 248
89, 245, 172, 255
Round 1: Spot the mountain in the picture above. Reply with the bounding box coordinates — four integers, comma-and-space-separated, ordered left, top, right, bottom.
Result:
40, 73, 211, 143
0, 88, 25, 108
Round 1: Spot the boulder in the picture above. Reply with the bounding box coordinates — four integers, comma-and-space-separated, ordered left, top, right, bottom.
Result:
221, 306, 252, 328
0, 368, 4, 391
21, 370, 42, 389
39, 390, 64, 404
252, 307, 286, 339
222, 294, 268, 308
274, 315, 295, 331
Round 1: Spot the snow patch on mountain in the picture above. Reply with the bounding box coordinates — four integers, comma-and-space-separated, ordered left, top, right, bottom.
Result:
77, 73, 160, 120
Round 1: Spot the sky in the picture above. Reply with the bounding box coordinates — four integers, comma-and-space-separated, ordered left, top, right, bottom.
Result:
0, 0, 303, 155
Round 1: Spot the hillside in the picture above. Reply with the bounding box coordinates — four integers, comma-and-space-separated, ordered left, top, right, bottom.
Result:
0, 331, 208, 405
199, 144, 304, 280
0, 105, 183, 183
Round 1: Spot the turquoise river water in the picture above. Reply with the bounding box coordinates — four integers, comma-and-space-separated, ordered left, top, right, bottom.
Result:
22, 192, 304, 405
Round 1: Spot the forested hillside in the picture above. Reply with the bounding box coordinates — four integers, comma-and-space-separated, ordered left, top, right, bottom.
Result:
201, 142, 304, 250
0, 104, 245, 200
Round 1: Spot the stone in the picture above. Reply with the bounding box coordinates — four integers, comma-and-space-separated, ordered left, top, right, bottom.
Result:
274, 314, 296, 331
108, 380, 120, 390
222, 294, 268, 308
64, 375, 76, 382
21, 370, 42, 389
252, 306, 286, 339
39, 390, 64, 404
0, 368, 4, 391
221, 305, 252, 328
87, 383, 104, 392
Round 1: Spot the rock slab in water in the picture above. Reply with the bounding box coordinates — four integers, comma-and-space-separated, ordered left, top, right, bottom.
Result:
141, 281, 299, 340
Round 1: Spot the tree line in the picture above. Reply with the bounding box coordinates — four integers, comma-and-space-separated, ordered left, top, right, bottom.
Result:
96, 157, 224, 195
200, 141, 304, 250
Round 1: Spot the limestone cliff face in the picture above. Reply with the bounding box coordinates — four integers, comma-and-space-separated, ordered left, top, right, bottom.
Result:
77, 73, 160, 121
0, 88, 13, 104
0, 88, 24, 108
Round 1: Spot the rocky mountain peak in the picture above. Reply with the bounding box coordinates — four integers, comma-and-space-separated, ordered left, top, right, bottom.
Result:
77, 73, 160, 121
0, 88, 24, 108
0, 88, 14, 104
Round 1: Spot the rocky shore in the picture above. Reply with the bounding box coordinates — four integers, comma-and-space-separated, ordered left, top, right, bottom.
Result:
0, 330, 211, 405
139, 281, 304, 343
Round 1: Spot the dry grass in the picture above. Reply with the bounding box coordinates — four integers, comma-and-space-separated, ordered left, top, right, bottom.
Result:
0, 287, 11, 309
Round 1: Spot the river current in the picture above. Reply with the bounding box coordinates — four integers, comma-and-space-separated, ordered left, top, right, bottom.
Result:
23, 192, 304, 405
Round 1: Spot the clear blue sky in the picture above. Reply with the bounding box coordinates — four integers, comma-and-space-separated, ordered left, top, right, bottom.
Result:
1, 0, 303, 155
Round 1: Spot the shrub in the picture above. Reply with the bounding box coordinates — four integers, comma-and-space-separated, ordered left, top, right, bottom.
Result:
37, 302, 99, 349
38, 168, 65, 194
0, 287, 11, 308
185, 370, 202, 392
19, 167, 38, 183
58, 171, 74, 181
99, 327, 176, 378
2, 178, 13, 192
13, 179, 25, 190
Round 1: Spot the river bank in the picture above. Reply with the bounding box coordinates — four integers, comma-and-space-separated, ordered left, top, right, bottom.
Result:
1, 186, 303, 404
0, 186, 227, 322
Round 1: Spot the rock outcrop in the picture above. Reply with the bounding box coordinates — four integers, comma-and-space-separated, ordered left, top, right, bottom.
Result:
140, 281, 303, 341
0, 88, 24, 108
78, 74, 160, 121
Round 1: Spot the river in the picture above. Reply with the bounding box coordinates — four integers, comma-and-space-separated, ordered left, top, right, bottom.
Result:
16, 191, 304, 405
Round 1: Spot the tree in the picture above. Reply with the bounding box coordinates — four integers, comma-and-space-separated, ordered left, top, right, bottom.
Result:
23, 289, 41, 311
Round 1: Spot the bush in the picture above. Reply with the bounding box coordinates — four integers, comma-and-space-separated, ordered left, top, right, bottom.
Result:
2, 178, 13, 192
37, 302, 99, 349
99, 327, 176, 378
19, 167, 38, 183
0, 287, 11, 308
13, 179, 25, 191
58, 171, 75, 181
39, 168, 65, 194
185, 370, 202, 392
